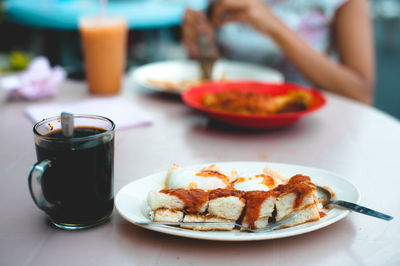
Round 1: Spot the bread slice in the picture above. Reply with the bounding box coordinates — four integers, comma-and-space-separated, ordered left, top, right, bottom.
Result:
147, 189, 209, 213
242, 174, 319, 230
208, 196, 245, 221
153, 208, 184, 222
147, 190, 185, 211
278, 204, 320, 228
208, 189, 246, 221
275, 189, 315, 221
181, 214, 234, 231
275, 174, 317, 221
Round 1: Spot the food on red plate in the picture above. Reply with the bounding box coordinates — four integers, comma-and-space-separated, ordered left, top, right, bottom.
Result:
202, 89, 313, 115
182, 82, 326, 128
147, 164, 325, 231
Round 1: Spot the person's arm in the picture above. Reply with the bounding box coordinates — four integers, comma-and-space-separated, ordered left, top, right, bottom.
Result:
213, 0, 376, 104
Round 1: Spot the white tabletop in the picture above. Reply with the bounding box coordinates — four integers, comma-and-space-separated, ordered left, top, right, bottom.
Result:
1, 79, 399, 266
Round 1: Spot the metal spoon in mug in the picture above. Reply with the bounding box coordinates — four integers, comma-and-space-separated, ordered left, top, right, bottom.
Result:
316, 185, 393, 221
61, 112, 74, 137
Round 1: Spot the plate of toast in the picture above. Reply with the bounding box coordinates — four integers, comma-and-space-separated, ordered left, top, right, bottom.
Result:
115, 161, 359, 241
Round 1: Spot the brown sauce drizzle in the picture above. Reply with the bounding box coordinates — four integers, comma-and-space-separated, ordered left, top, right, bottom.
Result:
233, 175, 276, 189
243, 174, 314, 229
161, 174, 317, 229
161, 189, 209, 213
244, 191, 278, 229
232, 177, 246, 185
287, 174, 311, 185
291, 183, 313, 209
274, 174, 314, 209
256, 174, 276, 188
319, 211, 327, 218
196, 170, 231, 187
209, 189, 245, 200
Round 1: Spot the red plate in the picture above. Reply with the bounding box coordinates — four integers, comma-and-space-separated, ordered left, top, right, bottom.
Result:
182, 81, 326, 129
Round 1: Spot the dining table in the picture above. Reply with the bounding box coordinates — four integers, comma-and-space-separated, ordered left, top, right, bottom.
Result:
0, 76, 399, 266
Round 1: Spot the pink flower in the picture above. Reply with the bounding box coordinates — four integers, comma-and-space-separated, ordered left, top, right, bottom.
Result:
1, 56, 66, 100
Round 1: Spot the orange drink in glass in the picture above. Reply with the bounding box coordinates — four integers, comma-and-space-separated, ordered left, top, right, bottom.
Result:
79, 16, 127, 94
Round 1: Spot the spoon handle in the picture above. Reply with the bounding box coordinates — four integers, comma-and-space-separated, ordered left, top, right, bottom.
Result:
61, 112, 74, 137
333, 200, 393, 221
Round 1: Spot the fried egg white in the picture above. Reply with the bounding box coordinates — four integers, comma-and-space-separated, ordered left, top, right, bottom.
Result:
232, 171, 284, 191
165, 164, 232, 190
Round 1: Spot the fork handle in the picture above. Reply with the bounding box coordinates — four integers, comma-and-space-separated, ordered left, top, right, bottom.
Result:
332, 200, 393, 221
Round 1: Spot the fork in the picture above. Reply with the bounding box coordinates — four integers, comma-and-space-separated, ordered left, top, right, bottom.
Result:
136, 213, 297, 233
197, 0, 220, 80
197, 34, 218, 80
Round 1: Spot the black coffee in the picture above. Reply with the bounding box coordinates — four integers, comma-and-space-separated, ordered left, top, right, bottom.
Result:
35, 127, 114, 226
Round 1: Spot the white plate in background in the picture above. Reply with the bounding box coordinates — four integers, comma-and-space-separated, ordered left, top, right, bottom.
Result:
130, 60, 284, 94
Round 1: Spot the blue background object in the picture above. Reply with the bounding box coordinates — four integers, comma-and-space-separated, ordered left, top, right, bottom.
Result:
4, 0, 208, 29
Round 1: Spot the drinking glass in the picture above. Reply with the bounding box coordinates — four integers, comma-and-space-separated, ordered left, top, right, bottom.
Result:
28, 115, 115, 230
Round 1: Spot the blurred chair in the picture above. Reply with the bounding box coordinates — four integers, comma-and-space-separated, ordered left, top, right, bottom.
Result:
371, 0, 400, 51
370, 0, 400, 119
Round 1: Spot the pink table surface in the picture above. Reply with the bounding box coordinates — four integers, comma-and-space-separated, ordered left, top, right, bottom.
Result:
0, 78, 399, 266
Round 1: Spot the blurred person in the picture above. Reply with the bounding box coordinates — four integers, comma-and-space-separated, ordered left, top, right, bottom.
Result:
182, 0, 375, 104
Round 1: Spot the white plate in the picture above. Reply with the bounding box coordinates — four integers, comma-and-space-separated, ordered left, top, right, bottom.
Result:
115, 162, 360, 241
130, 60, 284, 94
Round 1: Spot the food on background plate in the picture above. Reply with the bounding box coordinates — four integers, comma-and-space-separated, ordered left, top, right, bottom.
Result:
147, 74, 227, 92
147, 78, 204, 92
147, 164, 326, 231
202, 89, 313, 115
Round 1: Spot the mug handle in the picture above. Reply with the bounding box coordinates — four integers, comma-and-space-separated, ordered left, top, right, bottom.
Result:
28, 159, 56, 212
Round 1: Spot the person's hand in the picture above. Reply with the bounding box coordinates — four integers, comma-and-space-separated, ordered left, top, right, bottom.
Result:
212, 0, 281, 36
182, 8, 216, 59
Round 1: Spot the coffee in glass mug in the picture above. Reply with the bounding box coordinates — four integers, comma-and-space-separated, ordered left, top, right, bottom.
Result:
28, 115, 115, 230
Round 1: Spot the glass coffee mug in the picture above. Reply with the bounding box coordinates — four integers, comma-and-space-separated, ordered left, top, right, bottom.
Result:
28, 115, 115, 230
